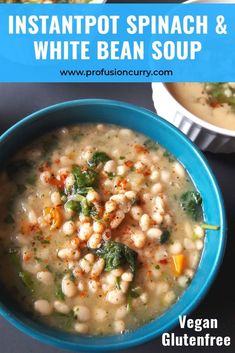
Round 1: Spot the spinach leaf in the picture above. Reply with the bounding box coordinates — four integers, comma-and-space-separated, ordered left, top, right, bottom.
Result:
64, 199, 81, 213
205, 83, 235, 110
51, 312, 74, 330
72, 194, 90, 217
94, 240, 138, 273
19, 271, 34, 292
160, 230, 171, 244
88, 151, 111, 168
115, 277, 121, 290
143, 139, 159, 151
129, 287, 141, 298
55, 284, 65, 301
163, 151, 175, 163
72, 165, 98, 189
127, 286, 141, 311
180, 191, 202, 220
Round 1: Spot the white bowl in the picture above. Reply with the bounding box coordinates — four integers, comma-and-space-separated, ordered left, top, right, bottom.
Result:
152, 83, 235, 153
151, 0, 235, 153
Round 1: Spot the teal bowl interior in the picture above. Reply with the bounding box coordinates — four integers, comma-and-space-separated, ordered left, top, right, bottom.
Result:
0, 99, 226, 352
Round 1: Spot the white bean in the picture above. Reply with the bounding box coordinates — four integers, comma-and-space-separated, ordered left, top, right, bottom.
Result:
155, 196, 165, 212
131, 231, 146, 249
103, 160, 116, 173
78, 223, 93, 241
84, 253, 95, 264
140, 292, 148, 304
110, 210, 125, 229
53, 301, 70, 314
77, 280, 86, 292
196, 239, 203, 250
91, 258, 105, 278
169, 241, 183, 255
88, 279, 99, 293
93, 221, 105, 234
125, 191, 136, 200
105, 273, 116, 285
106, 289, 125, 305
87, 233, 102, 249
151, 183, 163, 195
34, 300, 53, 316
121, 272, 133, 283
130, 206, 143, 221
58, 248, 80, 261
51, 191, 61, 206
86, 190, 100, 202
161, 169, 171, 183
193, 225, 204, 238
119, 128, 133, 137
74, 323, 89, 334
36, 271, 53, 286
105, 200, 117, 213
188, 251, 200, 269
114, 320, 125, 333
147, 227, 162, 240
173, 162, 185, 178
115, 305, 128, 320
65, 174, 75, 189
163, 290, 176, 305
117, 165, 127, 176
149, 170, 159, 182
139, 214, 150, 231
73, 305, 90, 322
28, 210, 37, 225
63, 221, 76, 235
79, 258, 91, 273
152, 212, 163, 225
93, 308, 107, 322
177, 275, 188, 288
111, 268, 123, 277
61, 275, 77, 298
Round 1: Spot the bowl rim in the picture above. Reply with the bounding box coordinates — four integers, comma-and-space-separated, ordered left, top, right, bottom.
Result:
184, 0, 235, 4
153, 82, 235, 138
0, 98, 227, 352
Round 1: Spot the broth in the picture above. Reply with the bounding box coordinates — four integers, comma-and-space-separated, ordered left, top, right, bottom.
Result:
167, 82, 235, 131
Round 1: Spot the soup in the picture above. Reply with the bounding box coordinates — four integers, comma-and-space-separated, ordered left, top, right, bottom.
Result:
167, 82, 235, 131
0, 124, 205, 336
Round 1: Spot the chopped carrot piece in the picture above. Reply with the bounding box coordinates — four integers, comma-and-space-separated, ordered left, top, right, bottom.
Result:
134, 144, 149, 154
172, 254, 186, 277
125, 160, 134, 168
43, 206, 62, 230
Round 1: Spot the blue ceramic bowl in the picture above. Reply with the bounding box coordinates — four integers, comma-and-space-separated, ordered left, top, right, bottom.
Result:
0, 99, 226, 352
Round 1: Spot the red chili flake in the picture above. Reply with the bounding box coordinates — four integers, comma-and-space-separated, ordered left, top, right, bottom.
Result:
159, 259, 168, 265
125, 160, 134, 168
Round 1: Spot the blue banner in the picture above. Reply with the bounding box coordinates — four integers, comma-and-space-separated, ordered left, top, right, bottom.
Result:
0, 4, 235, 82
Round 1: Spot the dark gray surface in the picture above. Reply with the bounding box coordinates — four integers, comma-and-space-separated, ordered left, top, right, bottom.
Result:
0, 83, 234, 353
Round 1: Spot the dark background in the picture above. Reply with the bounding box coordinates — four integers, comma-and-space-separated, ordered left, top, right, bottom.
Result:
0, 82, 234, 353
